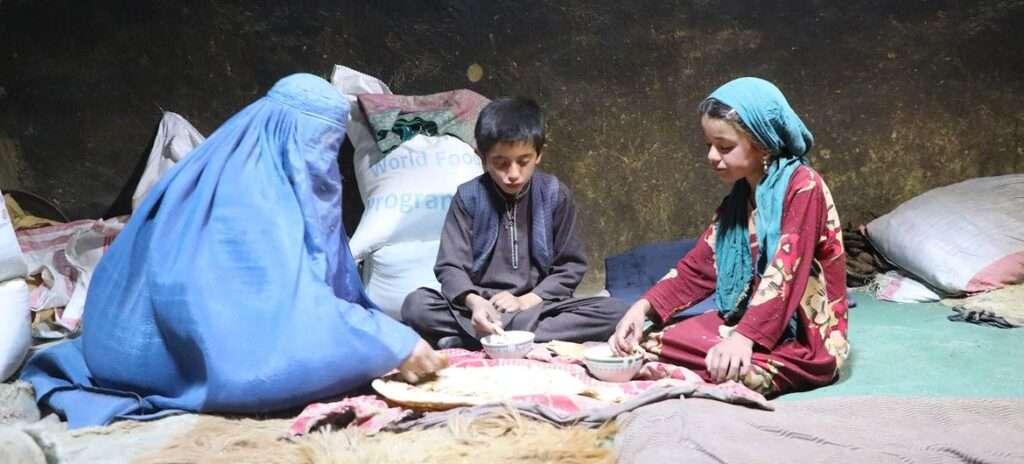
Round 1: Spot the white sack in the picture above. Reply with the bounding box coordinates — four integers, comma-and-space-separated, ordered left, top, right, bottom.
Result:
329, 65, 482, 320
131, 112, 204, 211
347, 134, 481, 260
330, 65, 483, 260
0, 188, 27, 282
362, 240, 442, 321
0, 279, 30, 381
18, 220, 96, 312
60, 217, 128, 330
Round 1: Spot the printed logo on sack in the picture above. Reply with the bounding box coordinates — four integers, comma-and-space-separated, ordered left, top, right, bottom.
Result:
365, 193, 453, 214
369, 151, 479, 178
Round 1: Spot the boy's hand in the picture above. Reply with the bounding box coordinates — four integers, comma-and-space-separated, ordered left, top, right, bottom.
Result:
466, 294, 504, 336
705, 332, 754, 383
490, 291, 529, 313
471, 305, 504, 336
516, 292, 543, 310
398, 339, 447, 384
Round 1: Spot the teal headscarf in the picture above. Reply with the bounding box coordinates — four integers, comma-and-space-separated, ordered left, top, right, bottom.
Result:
708, 77, 814, 327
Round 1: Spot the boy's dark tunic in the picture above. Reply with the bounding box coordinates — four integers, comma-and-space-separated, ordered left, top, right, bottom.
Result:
401, 173, 629, 348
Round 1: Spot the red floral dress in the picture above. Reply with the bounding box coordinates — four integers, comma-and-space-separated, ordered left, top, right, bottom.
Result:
641, 166, 849, 396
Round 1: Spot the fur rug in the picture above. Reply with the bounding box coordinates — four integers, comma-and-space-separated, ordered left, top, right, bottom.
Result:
136, 408, 615, 464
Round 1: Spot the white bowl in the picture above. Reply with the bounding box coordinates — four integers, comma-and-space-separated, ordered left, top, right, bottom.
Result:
480, 330, 535, 359
583, 345, 644, 382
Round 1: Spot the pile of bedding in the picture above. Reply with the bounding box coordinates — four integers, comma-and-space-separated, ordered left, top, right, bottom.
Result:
859, 174, 1023, 326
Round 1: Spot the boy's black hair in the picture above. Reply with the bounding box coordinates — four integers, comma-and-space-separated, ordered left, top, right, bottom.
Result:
474, 96, 545, 156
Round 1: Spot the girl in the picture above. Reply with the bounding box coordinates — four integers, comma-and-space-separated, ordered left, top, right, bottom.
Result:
611, 77, 849, 396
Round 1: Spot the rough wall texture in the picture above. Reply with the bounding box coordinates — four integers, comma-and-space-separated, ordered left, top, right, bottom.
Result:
2, 0, 1022, 290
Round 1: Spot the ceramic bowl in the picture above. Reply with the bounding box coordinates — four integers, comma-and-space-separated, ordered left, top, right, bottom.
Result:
480, 330, 535, 359
583, 345, 644, 382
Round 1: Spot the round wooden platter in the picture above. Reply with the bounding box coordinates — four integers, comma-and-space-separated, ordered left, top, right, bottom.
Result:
371, 364, 594, 411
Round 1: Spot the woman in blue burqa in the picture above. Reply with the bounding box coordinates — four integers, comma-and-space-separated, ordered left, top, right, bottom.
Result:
21, 73, 445, 428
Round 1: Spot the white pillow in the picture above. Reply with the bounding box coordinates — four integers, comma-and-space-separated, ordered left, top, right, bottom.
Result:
866, 174, 1024, 295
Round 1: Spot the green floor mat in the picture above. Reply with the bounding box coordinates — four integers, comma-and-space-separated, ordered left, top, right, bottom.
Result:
783, 291, 1024, 401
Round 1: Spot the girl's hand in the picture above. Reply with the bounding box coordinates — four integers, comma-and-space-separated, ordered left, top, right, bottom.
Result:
705, 331, 754, 383
610, 299, 651, 356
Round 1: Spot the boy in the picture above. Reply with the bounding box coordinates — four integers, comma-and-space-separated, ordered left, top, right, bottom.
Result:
401, 96, 629, 348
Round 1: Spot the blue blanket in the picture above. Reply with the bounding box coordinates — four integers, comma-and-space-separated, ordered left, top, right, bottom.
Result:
21, 74, 419, 428
604, 239, 855, 320
604, 239, 716, 319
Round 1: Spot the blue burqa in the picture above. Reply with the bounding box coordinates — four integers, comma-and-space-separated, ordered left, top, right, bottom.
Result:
21, 73, 419, 428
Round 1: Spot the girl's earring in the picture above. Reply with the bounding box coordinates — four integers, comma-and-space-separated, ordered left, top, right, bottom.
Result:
762, 156, 769, 173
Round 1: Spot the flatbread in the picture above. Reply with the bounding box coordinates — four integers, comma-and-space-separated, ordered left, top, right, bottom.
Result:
373, 365, 594, 410
544, 340, 588, 361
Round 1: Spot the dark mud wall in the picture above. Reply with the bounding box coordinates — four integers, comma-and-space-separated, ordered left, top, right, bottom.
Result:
2, 0, 1022, 289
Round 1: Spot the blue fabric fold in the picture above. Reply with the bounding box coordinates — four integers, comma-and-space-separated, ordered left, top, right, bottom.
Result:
21, 73, 418, 428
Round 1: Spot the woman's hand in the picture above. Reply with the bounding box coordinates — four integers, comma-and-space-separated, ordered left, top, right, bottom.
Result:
397, 339, 447, 384
610, 299, 651, 356
705, 331, 754, 383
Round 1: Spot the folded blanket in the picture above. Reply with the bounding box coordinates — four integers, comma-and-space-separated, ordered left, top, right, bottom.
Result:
616, 396, 1024, 463
843, 225, 894, 287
